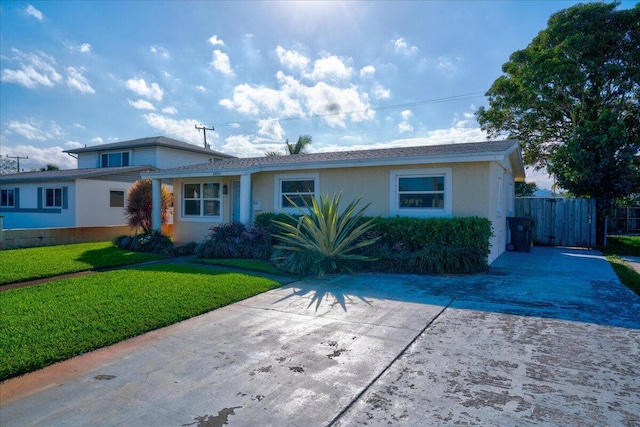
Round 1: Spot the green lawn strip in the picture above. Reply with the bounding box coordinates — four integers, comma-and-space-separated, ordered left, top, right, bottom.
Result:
607, 255, 640, 297
0, 263, 280, 380
600, 235, 640, 257
192, 258, 289, 276
0, 242, 165, 285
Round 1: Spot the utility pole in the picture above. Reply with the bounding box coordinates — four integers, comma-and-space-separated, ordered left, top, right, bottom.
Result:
195, 125, 214, 149
6, 154, 29, 173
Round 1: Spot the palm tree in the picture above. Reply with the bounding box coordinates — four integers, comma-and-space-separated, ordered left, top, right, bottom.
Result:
285, 135, 312, 155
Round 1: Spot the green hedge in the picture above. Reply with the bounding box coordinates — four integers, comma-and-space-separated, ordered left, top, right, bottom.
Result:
255, 214, 493, 275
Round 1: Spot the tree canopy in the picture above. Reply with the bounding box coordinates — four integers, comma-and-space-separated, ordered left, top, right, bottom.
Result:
476, 2, 640, 211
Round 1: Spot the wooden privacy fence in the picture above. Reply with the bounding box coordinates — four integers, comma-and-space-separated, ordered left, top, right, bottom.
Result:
515, 197, 596, 248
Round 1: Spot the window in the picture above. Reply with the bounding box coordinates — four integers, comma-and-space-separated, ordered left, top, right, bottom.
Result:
1, 189, 14, 207
101, 152, 130, 168
183, 182, 221, 218
275, 173, 318, 212
110, 190, 125, 208
390, 169, 451, 217
45, 188, 62, 208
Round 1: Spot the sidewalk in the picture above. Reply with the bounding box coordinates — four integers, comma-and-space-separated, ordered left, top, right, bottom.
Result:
621, 255, 640, 275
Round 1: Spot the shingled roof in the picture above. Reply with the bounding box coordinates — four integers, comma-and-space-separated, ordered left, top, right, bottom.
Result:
64, 136, 234, 159
143, 140, 524, 179
0, 165, 156, 183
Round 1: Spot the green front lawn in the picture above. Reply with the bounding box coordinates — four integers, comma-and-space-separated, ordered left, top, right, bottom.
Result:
601, 235, 640, 297
0, 242, 165, 285
0, 263, 280, 380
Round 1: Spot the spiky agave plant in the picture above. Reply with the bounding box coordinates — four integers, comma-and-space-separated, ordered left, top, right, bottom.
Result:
271, 192, 379, 275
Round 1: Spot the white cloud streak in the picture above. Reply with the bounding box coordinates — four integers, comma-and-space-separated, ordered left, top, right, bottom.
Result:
211, 50, 234, 77
125, 78, 163, 101
129, 99, 155, 110
25, 4, 43, 21
67, 67, 95, 94
208, 35, 225, 46
1, 49, 62, 89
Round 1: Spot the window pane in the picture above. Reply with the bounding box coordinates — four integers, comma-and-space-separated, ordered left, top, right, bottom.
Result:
282, 194, 313, 208
184, 200, 200, 215
399, 176, 444, 192
110, 190, 125, 208
108, 153, 122, 167
203, 183, 219, 199
1, 189, 13, 207
54, 188, 62, 207
282, 180, 315, 193
184, 184, 200, 199
122, 152, 129, 166
46, 189, 54, 207
101, 154, 108, 168
399, 194, 444, 209
203, 200, 220, 216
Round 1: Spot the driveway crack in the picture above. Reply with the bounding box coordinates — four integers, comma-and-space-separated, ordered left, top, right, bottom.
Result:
325, 298, 456, 426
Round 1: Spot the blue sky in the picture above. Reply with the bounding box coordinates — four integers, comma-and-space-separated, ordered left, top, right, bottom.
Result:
1, 1, 635, 188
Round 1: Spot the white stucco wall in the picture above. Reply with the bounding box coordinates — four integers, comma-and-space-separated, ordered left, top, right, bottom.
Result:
75, 179, 130, 227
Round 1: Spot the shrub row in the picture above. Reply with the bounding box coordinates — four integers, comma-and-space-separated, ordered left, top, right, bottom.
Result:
117, 215, 492, 275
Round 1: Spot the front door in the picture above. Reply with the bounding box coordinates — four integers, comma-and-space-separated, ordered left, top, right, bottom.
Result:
231, 180, 240, 222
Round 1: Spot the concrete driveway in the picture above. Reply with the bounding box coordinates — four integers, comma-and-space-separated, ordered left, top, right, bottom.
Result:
1, 247, 639, 426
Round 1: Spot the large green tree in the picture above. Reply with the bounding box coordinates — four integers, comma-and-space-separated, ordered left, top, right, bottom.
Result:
476, 2, 640, 243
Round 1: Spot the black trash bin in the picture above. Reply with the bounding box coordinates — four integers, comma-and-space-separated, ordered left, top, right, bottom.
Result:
506, 216, 533, 252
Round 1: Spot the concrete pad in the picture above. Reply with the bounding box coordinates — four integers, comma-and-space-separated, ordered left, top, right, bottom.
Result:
2, 246, 639, 426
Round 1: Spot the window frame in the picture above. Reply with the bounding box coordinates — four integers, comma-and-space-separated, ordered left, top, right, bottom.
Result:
1, 189, 15, 207
100, 151, 130, 168
109, 189, 126, 208
389, 168, 452, 217
44, 187, 63, 208
274, 173, 319, 213
181, 181, 222, 221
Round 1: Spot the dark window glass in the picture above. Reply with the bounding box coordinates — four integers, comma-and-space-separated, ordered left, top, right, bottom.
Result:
110, 190, 125, 208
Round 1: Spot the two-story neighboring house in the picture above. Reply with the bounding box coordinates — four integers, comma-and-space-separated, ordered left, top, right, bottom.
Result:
0, 136, 233, 230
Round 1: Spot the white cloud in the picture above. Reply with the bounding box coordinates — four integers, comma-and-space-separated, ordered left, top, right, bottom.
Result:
162, 106, 177, 115
67, 67, 95, 94
211, 50, 234, 77
309, 55, 352, 81
399, 122, 414, 134
219, 134, 283, 158
68, 43, 92, 54
437, 55, 463, 73
25, 4, 43, 21
195, 85, 206, 92
275, 46, 310, 73
150, 46, 170, 58
142, 113, 202, 145
221, 71, 374, 128
1, 49, 62, 89
129, 99, 155, 110
398, 110, 414, 134
208, 35, 225, 46
1, 145, 76, 171
91, 137, 104, 143
372, 84, 390, 100
393, 37, 419, 56
7, 120, 62, 141
64, 140, 84, 149
220, 80, 304, 117
257, 118, 285, 141
125, 78, 163, 101
359, 65, 375, 78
